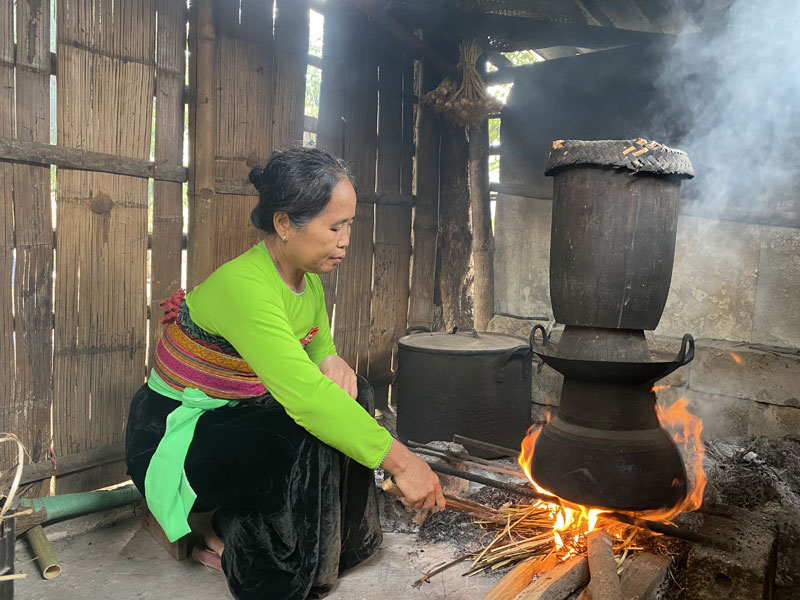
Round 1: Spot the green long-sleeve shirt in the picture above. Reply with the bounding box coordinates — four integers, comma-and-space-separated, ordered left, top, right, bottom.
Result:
183, 241, 392, 469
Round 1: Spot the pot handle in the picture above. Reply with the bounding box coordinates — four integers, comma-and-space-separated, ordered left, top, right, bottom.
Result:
451, 327, 480, 339
529, 324, 549, 349
676, 333, 695, 366
497, 345, 532, 383
405, 326, 431, 335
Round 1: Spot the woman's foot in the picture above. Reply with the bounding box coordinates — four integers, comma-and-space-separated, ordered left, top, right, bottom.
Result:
191, 545, 222, 572
204, 529, 225, 556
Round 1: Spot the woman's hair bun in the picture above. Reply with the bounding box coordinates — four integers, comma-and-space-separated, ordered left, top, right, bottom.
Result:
248, 166, 264, 189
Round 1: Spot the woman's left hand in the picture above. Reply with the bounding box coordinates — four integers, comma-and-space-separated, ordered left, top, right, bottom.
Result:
319, 355, 358, 399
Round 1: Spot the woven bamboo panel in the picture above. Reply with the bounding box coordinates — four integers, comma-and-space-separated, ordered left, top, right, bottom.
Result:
149, 1, 188, 368
10, 0, 54, 480
203, 0, 273, 278
0, 0, 16, 469
369, 39, 412, 407
53, 0, 155, 493
328, 6, 378, 375
316, 3, 349, 319
272, 0, 309, 152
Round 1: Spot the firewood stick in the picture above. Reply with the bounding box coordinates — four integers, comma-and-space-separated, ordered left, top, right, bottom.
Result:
425, 462, 736, 551
618, 552, 671, 600
482, 553, 558, 600
512, 555, 589, 600
381, 477, 507, 525
579, 530, 622, 600
452, 435, 519, 458
406, 442, 526, 478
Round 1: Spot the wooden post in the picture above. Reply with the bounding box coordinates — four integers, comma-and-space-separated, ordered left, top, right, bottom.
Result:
438, 123, 473, 331
468, 120, 494, 331
187, 0, 217, 288
150, 0, 188, 367
407, 56, 441, 331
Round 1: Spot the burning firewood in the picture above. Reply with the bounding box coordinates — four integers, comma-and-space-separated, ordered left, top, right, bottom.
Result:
576, 530, 623, 600
511, 555, 589, 600
618, 553, 671, 600
482, 553, 558, 600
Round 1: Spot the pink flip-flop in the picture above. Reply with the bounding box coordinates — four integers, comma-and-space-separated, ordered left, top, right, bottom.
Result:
191, 546, 223, 572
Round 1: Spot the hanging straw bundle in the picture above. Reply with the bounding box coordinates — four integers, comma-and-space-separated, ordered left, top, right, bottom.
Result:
423, 39, 502, 128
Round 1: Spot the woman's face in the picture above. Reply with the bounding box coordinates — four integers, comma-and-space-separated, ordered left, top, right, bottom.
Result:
286, 177, 356, 274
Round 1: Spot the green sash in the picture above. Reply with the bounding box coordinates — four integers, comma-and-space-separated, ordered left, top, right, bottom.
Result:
144, 386, 237, 542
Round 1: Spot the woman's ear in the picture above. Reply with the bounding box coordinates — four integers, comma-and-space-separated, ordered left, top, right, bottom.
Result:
273, 212, 290, 238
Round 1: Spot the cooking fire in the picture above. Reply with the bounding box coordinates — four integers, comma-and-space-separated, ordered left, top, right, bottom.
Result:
396, 139, 786, 600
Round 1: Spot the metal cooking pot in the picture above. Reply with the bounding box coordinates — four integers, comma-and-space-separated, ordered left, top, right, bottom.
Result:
395, 327, 533, 458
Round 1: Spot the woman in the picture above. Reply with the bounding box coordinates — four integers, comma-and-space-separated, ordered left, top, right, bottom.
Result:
125, 146, 444, 599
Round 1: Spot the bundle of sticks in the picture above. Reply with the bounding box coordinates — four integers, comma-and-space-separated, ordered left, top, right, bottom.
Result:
392, 437, 730, 600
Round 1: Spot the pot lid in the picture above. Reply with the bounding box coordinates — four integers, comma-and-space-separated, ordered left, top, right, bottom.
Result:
397, 329, 530, 354
545, 139, 695, 178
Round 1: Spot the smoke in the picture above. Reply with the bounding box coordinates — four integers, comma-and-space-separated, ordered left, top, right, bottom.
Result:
654, 0, 800, 218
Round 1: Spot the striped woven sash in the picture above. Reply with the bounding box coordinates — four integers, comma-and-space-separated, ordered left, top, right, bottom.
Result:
152, 290, 267, 400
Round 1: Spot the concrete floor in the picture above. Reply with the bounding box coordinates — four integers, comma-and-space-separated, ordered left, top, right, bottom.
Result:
11, 505, 499, 600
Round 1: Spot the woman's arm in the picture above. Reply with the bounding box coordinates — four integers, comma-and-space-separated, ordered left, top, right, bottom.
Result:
381, 439, 445, 511
318, 355, 358, 399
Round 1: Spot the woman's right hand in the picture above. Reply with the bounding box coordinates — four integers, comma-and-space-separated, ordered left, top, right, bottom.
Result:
380, 439, 445, 511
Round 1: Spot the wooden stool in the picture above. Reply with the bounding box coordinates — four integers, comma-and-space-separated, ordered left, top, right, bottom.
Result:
139, 500, 201, 560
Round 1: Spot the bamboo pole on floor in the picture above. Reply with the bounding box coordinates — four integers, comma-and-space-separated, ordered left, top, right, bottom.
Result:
24, 526, 60, 580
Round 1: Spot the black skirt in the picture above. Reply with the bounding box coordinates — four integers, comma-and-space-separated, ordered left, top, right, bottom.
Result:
125, 375, 383, 600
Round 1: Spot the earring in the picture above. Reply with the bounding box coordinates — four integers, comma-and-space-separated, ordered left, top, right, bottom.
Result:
282, 236, 288, 243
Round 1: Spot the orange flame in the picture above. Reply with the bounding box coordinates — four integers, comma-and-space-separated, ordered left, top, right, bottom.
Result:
730, 352, 743, 364
517, 396, 706, 553
652, 397, 706, 517
518, 423, 608, 556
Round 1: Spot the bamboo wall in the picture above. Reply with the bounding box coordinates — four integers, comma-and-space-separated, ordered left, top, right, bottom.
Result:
1, 0, 428, 494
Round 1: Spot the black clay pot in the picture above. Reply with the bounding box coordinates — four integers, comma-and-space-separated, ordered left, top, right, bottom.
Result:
549, 166, 682, 330
395, 328, 533, 458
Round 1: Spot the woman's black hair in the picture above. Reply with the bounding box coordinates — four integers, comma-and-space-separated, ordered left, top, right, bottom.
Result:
249, 146, 352, 234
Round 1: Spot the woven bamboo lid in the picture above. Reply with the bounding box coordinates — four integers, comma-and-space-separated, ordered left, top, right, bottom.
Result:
545, 138, 694, 177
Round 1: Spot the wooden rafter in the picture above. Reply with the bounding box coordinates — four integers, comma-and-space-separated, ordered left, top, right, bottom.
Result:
344, 0, 459, 78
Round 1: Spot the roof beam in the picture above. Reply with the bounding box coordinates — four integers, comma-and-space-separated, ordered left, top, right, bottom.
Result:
344, 0, 459, 78
385, 5, 671, 51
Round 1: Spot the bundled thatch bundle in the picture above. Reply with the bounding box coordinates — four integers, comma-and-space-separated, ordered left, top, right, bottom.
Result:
423, 40, 502, 128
